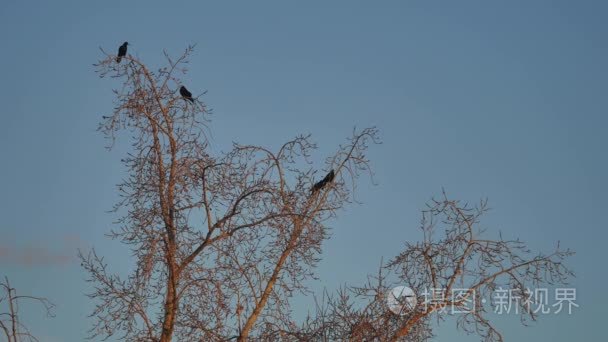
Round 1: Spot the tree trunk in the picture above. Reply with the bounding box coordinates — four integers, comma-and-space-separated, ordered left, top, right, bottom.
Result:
159, 238, 179, 342
159, 274, 178, 342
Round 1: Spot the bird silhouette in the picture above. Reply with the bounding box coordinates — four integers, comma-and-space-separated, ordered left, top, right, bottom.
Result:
311, 169, 335, 193
180, 86, 194, 103
116, 42, 128, 63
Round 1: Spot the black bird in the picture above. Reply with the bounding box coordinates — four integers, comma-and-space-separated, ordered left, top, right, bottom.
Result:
324, 169, 335, 184
116, 42, 128, 63
180, 86, 194, 103
311, 169, 335, 193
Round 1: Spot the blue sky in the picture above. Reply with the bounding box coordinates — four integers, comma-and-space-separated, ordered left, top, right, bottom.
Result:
0, 1, 606, 341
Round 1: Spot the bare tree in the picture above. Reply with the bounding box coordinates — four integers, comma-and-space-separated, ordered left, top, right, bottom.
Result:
82, 46, 572, 342
0, 276, 55, 342
80, 46, 380, 342
294, 194, 573, 341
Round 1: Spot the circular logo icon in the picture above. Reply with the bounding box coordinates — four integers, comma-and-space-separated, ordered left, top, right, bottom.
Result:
386, 286, 417, 315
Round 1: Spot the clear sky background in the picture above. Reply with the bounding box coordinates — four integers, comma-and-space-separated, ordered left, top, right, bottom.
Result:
0, 1, 606, 341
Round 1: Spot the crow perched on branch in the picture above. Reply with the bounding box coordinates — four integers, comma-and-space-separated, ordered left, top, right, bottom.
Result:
180, 86, 195, 103
116, 42, 128, 63
311, 169, 335, 193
